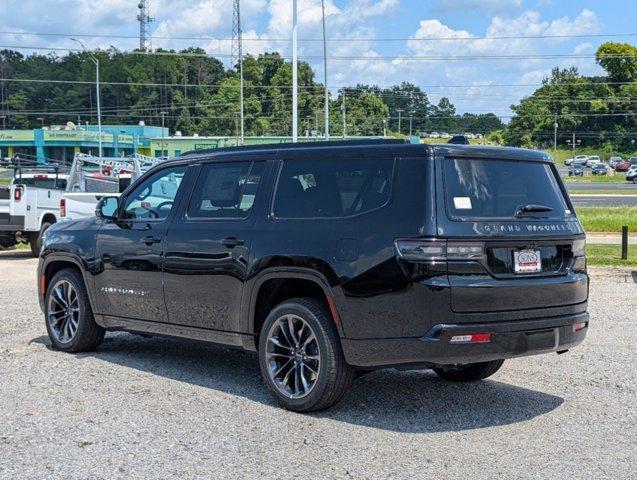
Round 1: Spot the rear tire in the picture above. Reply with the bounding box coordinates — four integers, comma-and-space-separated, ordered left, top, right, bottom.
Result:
44, 268, 105, 352
29, 220, 52, 257
258, 297, 354, 412
433, 359, 504, 382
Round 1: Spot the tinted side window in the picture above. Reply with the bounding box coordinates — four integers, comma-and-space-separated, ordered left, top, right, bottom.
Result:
273, 158, 393, 218
187, 161, 264, 219
123, 166, 186, 220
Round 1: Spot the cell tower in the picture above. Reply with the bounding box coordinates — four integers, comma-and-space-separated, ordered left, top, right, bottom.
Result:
137, 0, 154, 51
231, 0, 242, 68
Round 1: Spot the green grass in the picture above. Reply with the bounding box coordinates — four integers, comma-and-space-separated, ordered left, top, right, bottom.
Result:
587, 244, 637, 267
576, 206, 637, 233
0, 178, 9, 186
563, 175, 628, 183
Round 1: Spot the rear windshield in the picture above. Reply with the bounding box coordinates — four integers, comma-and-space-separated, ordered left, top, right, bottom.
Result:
443, 158, 569, 220
14, 177, 67, 189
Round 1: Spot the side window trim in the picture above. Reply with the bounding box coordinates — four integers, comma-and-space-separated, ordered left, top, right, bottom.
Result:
118, 164, 187, 223
269, 157, 397, 220
183, 160, 262, 222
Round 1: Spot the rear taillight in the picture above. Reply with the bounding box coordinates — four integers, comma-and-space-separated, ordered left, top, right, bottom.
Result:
394, 239, 484, 262
60, 198, 66, 218
572, 238, 587, 273
13, 186, 22, 201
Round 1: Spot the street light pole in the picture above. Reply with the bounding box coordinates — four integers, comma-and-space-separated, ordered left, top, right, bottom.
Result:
292, 0, 298, 142
71, 38, 102, 156
409, 113, 414, 137
321, 0, 329, 140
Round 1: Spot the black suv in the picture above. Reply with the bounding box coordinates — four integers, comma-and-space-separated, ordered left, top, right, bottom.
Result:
38, 140, 589, 412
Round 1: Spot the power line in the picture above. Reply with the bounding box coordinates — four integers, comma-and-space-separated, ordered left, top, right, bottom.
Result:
2, 45, 635, 61
2, 77, 635, 90
1, 30, 636, 43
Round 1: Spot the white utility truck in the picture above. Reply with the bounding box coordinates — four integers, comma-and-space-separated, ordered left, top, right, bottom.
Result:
61, 153, 164, 221
0, 155, 69, 256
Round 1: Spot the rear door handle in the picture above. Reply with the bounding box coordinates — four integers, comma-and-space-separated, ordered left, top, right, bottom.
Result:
221, 237, 245, 248
141, 236, 161, 246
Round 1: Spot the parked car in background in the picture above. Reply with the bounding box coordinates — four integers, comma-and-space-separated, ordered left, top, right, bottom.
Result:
569, 164, 585, 176
615, 159, 631, 171
585, 155, 601, 167
626, 165, 637, 183
609, 156, 623, 168
592, 164, 609, 175
572, 155, 589, 166
630, 157, 637, 166
564, 158, 574, 166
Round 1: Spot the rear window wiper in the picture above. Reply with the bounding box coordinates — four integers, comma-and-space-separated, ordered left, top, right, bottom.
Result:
514, 204, 553, 218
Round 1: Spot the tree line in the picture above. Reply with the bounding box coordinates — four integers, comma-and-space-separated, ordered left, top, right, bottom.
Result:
0, 47, 502, 137
0, 41, 634, 147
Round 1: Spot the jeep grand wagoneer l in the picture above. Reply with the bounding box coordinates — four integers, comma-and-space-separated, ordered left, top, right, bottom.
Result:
38, 140, 589, 411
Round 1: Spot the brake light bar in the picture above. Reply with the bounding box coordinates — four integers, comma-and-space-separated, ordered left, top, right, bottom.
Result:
450, 333, 492, 344
60, 198, 66, 218
394, 239, 484, 262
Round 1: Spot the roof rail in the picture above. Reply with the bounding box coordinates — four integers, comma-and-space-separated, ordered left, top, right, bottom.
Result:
180, 138, 408, 157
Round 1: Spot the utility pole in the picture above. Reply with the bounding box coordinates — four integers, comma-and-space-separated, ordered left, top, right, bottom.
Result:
292, 0, 298, 142
383, 119, 387, 137
137, 0, 154, 51
409, 112, 414, 136
341, 90, 346, 138
232, 0, 244, 145
160, 111, 167, 157
321, 0, 329, 140
396, 109, 404, 136
71, 38, 102, 157
553, 116, 558, 162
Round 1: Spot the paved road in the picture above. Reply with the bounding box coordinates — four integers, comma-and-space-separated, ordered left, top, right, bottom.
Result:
0, 252, 635, 479
570, 194, 637, 207
566, 182, 637, 191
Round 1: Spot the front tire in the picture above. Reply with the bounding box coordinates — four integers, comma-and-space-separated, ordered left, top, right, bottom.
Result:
433, 359, 504, 382
258, 298, 354, 412
44, 268, 105, 352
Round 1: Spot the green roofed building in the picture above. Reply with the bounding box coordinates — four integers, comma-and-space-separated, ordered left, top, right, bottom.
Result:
1, 124, 384, 162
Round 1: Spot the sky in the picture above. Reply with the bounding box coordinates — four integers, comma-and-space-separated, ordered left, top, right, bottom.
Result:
1, 0, 636, 119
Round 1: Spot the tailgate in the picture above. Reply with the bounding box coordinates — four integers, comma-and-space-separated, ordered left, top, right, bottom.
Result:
449, 240, 588, 313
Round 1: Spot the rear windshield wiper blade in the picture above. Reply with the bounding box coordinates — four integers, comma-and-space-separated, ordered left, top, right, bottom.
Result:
514, 204, 553, 218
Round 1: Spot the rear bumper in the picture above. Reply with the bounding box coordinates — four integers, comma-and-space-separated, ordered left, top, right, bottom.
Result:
341, 311, 589, 368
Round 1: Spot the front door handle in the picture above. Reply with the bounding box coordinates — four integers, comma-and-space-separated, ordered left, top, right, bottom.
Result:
141, 236, 161, 246
221, 237, 245, 248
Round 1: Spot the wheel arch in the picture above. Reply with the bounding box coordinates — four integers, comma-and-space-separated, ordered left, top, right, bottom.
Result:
40, 254, 96, 314
244, 268, 344, 351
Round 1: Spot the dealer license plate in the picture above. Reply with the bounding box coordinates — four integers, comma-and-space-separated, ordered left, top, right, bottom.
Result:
514, 249, 542, 274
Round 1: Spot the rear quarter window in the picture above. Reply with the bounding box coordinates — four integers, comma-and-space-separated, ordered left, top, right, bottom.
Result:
273, 158, 394, 218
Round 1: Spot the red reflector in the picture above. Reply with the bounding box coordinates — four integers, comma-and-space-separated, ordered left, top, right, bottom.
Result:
573, 322, 587, 332
450, 333, 492, 344
60, 198, 66, 217
14, 187, 22, 201
470, 333, 492, 343
40, 274, 46, 294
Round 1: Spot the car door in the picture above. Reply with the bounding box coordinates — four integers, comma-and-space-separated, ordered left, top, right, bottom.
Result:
162, 159, 267, 331
94, 164, 188, 322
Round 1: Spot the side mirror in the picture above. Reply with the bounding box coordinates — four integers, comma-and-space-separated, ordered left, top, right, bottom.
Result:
95, 196, 119, 219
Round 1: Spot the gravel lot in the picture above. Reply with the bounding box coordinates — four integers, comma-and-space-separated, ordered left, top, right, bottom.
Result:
1, 251, 635, 479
